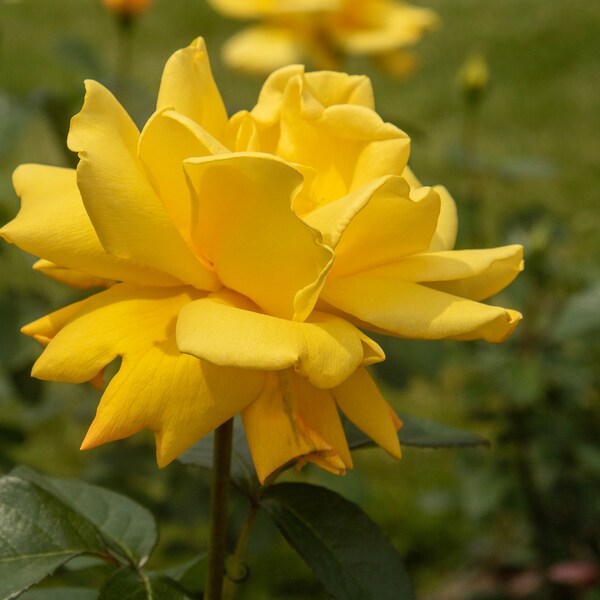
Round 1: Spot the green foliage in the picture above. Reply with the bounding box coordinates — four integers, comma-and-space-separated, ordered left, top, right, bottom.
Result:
0, 470, 193, 599
261, 483, 415, 600
99, 569, 193, 600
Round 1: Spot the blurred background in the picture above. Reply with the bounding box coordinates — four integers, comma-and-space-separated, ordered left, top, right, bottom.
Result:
0, 0, 599, 598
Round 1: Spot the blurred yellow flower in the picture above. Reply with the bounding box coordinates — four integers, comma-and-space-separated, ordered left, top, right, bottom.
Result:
1, 39, 522, 483
210, 0, 438, 75
102, 0, 152, 17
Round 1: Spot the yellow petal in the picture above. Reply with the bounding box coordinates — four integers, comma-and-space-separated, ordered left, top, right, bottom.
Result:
177, 291, 380, 389
332, 367, 401, 459
403, 167, 458, 252
208, 0, 340, 18
305, 177, 440, 278
67, 80, 219, 291
138, 108, 228, 245
156, 38, 228, 142
383, 245, 525, 301
331, 1, 438, 55
242, 370, 352, 483
321, 275, 522, 342
29, 283, 263, 465
184, 153, 333, 320
33, 259, 114, 289
1, 165, 180, 287
221, 26, 304, 76
22, 300, 86, 346
272, 75, 410, 206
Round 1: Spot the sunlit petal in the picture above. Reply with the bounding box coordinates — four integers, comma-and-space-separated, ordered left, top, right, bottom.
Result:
157, 37, 228, 141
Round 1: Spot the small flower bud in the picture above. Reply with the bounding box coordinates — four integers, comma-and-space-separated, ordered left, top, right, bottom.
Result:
457, 53, 490, 104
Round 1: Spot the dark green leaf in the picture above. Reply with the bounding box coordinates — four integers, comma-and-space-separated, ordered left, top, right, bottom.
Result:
12, 466, 157, 566
0, 476, 105, 600
552, 283, 600, 340
261, 483, 414, 600
344, 413, 488, 451
161, 555, 207, 594
20, 588, 97, 600
178, 423, 257, 494
99, 568, 194, 600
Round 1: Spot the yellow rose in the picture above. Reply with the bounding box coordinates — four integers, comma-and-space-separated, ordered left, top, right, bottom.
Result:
210, 0, 438, 75
102, 0, 153, 17
1, 39, 522, 483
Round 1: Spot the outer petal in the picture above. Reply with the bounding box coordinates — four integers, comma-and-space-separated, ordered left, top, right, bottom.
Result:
321, 275, 522, 342
208, 0, 340, 18
403, 166, 457, 251
67, 80, 219, 291
383, 245, 525, 301
221, 26, 305, 76
28, 284, 264, 466
1, 165, 180, 287
304, 176, 440, 277
332, 367, 401, 459
138, 108, 228, 245
242, 371, 352, 484
331, 1, 438, 55
33, 259, 113, 289
184, 153, 333, 320
177, 291, 383, 389
156, 38, 228, 142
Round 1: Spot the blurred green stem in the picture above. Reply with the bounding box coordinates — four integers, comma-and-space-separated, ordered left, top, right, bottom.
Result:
222, 502, 261, 600
204, 419, 233, 600
115, 14, 134, 103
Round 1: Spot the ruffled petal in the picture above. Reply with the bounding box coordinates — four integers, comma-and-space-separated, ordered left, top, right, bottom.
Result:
138, 108, 228, 245
184, 153, 333, 320
332, 367, 401, 459
321, 275, 522, 342
156, 38, 228, 142
27, 284, 263, 465
221, 26, 305, 76
176, 291, 382, 389
383, 245, 525, 301
304, 176, 440, 277
33, 259, 114, 289
1, 165, 180, 287
273, 75, 410, 206
242, 370, 352, 483
67, 80, 219, 291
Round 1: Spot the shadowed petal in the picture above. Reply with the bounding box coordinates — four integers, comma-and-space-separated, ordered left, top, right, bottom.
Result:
242, 371, 352, 483
333, 367, 401, 459
33, 259, 114, 289
138, 108, 228, 245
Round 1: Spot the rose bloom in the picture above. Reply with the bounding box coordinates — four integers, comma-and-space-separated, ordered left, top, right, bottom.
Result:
209, 0, 438, 76
102, 0, 153, 17
1, 39, 522, 483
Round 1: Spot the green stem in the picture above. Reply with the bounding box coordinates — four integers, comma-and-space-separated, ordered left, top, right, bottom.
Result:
222, 502, 261, 600
204, 419, 234, 600
114, 14, 134, 103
